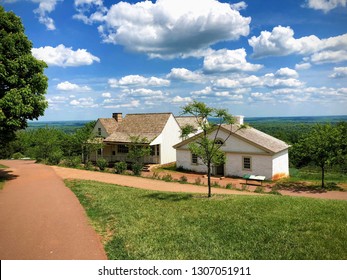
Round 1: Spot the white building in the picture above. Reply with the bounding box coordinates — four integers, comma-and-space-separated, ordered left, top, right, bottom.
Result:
173, 116, 290, 180
91, 113, 181, 164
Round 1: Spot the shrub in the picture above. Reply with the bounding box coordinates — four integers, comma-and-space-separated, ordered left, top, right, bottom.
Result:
12, 152, 24, 159
64, 156, 82, 168
96, 158, 108, 171
195, 177, 202, 185
115, 161, 127, 174
179, 175, 188, 183
225, 183, 233, 189
212, 181, 221, 188
47, 150, 63, 165
84, 161, 94, 170
152, 172, 161, 179
162, 173, 173, 182
131, 162, 143, 176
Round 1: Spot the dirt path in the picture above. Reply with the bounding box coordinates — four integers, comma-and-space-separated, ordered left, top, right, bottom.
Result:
52, 166, 260, 196
0, 160, 107, 260
52, 165, 347, 201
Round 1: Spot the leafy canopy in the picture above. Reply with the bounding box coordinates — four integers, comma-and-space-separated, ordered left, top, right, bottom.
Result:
0, 7, 48, 146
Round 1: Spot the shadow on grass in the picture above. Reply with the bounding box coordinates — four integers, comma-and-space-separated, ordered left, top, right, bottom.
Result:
273, 181, 344, 193
144, 192, 193, 202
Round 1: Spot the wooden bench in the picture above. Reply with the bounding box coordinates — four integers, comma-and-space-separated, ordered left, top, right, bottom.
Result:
242, 174, 266, 186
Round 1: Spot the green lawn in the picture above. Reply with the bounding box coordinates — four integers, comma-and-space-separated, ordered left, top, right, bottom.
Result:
66, 179, 347, 260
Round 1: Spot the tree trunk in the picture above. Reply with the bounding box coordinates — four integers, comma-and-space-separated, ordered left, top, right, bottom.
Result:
321, 164, 325, 188
207, 161, 211, 198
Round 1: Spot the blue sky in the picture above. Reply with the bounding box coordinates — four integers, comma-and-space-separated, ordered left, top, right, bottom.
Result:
3, 0, 347, 121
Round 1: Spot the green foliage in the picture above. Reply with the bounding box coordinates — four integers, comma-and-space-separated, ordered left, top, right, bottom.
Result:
96, 158, 108, 171
47, 150, 63, 165
225, 183, 233, 189
291, 123, 346, 188
127, 135, 151, 163
63, 156, 82, 168
179, 175, 188, 183
162, 173, 173, 182
114, 161, 127, 174
12, 152, 24, 159
0, 7, 48, 147
67, 179, 347, 260
84, 161, 94, 170
131, 162, 143, 176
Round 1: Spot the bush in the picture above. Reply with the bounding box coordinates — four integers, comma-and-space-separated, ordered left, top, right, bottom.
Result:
84, 161, 94, 170
12, 152, 24, 159
179, 175, 188, 183
195, 177, 202, 185
225, 183, 233, 189
131, 162, 143, 176
115, 161, 127, 174
96, 158, 108, 171
64, 156, 82, 168
47, 150, 63, 165
162, 173, 173, 182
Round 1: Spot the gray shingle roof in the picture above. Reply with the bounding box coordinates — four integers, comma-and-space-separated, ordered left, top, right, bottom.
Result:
174, 124, 289, 154
98, 118, 118, 135
222, 124, 290, 153
105, 113, 172, 143
175, 116, 203, 131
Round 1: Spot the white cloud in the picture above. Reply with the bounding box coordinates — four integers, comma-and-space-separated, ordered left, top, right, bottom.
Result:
32, 0, 61, 30
230, 1, 247, 11
191, 86, 213, 95
275, 68, 299, 78
73, 0, 106, 24
304, 0, 347, 13
310, 50, 347, 64
172, 96, 192, 103
329, 67, 347, 78
295, 62, 311, 70
124, 88, 164, 97
56, 81, 91, 91
32, 44, 100, 67
103, 100, 140, 109
109, 75, 170, 88
249, 25, 347, 64
203, 48, 263, 73
101, 92, 112, 98
70, 97, 98, 107
167, 68, 204, 82
93, 0, 250, 58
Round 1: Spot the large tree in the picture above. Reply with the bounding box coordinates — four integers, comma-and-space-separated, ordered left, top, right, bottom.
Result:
292, 123, 345, 188
181, 101, 235, 198
0, 7, 48, 146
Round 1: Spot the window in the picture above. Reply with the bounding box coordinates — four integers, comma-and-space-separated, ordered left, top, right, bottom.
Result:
117, 145, 129, 154
112, 151, 116, 156
243, 157, 251, 170
150, 146, 156, 156
97, 127, 101, 136
191, 153, 198, 164
97, 149, 102, 155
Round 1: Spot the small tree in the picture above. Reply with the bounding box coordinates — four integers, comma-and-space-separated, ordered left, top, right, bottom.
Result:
292, 124, 343, 188
181, 101, 236, 197
127, 135, 151, 176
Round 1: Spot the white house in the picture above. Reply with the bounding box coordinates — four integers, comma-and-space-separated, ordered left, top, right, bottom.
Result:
173, 116, 290, 180
90, 113, 181, 165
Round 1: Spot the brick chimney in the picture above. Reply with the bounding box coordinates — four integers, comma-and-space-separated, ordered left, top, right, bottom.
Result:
112, 113, 123, 123
235, 115, 244, 125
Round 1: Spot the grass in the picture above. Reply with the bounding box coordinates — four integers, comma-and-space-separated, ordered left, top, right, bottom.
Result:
66, 179, 347, 260
289, 167, 347, 183
0, 164, 9, 190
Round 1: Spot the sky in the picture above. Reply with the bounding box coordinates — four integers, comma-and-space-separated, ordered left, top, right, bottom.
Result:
2, 0, 347, 121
